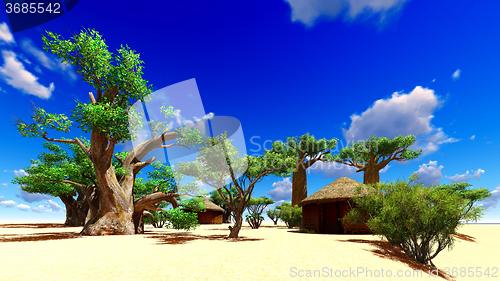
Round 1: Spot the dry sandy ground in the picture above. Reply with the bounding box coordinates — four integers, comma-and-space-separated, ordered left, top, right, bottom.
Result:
0, 223, 498, 281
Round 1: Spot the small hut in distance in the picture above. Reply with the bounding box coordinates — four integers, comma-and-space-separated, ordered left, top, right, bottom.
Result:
197, 198, 225, 224
301, 177, 371, 234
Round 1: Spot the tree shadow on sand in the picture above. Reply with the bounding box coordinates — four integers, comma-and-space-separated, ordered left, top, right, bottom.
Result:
0, 223, 68, 229
452, 233, 476, 242
146, 232, 263, 245
0, 232, 81, 242
339, 239, 455, 280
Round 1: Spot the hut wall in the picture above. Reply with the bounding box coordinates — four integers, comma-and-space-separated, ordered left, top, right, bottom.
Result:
198, 211, 223, 224
302, 204, 320, 233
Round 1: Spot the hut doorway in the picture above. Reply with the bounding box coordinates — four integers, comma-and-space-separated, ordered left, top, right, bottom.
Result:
319, 203, 343, 234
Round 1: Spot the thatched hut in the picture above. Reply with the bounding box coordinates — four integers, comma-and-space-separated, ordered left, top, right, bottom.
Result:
197, 198, 225, 224
301, 177, 371, 234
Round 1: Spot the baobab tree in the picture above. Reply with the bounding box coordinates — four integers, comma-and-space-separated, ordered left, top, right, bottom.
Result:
333, 135, 421, 184
17, 29, 200, 235
13, 142, 95, 226
271, 134, 337, 205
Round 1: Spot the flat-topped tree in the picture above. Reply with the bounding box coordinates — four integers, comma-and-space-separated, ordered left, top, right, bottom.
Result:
333, 135, 421, 184
178, 135, 294, 238
17, 29, 198, 235
271, 134, 337, 206
13, 142, 95, 226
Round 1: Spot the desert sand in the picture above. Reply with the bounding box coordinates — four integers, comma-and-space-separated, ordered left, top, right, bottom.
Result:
0, 223, 498, 281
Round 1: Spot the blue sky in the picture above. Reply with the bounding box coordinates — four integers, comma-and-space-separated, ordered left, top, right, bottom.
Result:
0, 0, 499, 222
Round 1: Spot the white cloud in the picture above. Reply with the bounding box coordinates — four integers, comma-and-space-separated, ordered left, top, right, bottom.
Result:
20, 39, 77, 80
452, 69, 461, 80
17, 190, 51, 203
284, 0, 407, 26
32, 199, 63, 213
0, 22, 15, 44
309, 161, 357, 178
16, 203, 31, 211
0, 199, 16, 207
412, 160, 443, 186
480, 186, 500, 209
469, 135, 476, 141
344, 86, 457, 153
13, 169, 28, 177
0, 50, 55, 99
448, 169, 485, 183
268, 177, 292, 201
0, 182, 8, 187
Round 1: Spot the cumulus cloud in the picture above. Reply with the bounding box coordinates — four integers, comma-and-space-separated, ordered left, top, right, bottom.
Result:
0, 50, 55, 99
13, 169, 28, 177
32, 199, 63, 213
480, 186, 500, 209
268, 178, 292, 201
309, 161, 357, 178
343, 86, 457, 153
452, 69, 461, 80
448, 169, 485, 182
16, 203, 31, 211
20, 39, 77, 80
0, 199, 16, 207
412, 161, 443, 186
284, 0, 407, 26
17, 190, 52, 203
0, 22, 15, 44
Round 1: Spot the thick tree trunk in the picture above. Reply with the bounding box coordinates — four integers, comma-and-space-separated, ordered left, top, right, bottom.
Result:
85, 186, 99, 224
132, 192, 179, 234
363, 166, 380, 184
228, 209, 243, 238
60, 195, 87, 227
133, 211, 145, 234
81, 166, 135, 236
291, 164, 307, 206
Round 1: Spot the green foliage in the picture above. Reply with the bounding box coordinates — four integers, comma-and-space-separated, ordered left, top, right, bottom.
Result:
146, 210, 169, 228
134, 161, 177, 200
180, 197, 206, 213
271, 133, 337, 173
166, 208, 199, 231
266, 208, 281, 225
246, 197, 274, 229
17, 107, 72, 137
17, 29, 152, 143
277, 202, 302, 228
334, 135, 421, 166
349, 181, 489, 265
175, 126, 203, 146
12, 142, 93, 197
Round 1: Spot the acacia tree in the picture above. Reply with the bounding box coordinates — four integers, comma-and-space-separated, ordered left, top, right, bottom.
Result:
17, 29, 197, 235
245, 197, 273, 229
271, 134, 337, 206
333, 135, 421, 184
266, 208, 280, 225
178, 135, 294, 238
13, 142, 95, 226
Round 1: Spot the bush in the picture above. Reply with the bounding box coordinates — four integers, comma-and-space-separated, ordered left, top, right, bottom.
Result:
266, 208, 280, 225
246, 197, 274, 229
277, 202, 302, 228
145, 210, 169, 228
166, 208, 199, 231
348, 181, 488, 266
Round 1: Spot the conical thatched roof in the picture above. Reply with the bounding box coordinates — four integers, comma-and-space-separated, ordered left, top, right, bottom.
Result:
203, 198, 224, 212
301, 177, 368, 205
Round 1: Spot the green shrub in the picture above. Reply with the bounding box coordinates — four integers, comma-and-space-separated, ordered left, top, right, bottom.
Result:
277, 202, 302, 228
349, 181, 489, 266
246, 197, 274, 229
266, 208, 280, 225
145, 210, 169, 228
166, 208, 199, 231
